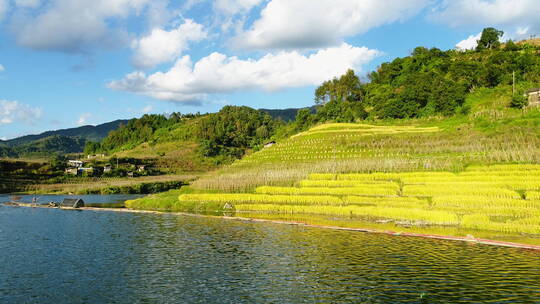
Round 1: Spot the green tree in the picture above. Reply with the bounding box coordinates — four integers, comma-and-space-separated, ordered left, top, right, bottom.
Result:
315, 69, 363, 105
476, 27, 504, 51
314, 69, 368, 122
294, 108, 314, 131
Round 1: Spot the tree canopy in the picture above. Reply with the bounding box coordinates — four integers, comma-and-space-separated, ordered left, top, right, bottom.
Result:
306, 29, 540, 123
476, 27, 504, 51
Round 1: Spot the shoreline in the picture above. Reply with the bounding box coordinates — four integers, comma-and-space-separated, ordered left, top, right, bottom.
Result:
5, 203, 540, 252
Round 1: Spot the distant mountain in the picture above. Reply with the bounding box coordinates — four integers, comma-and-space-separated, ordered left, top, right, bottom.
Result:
13, 135, 87, 156
1, 119, 129, 157
260, 106, 316, 122
5, 119, 129, 147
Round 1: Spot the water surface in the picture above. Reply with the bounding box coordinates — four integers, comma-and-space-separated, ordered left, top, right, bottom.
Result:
0, 205, 539, 303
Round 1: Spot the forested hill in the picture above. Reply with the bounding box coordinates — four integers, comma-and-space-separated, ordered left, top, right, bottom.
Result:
0, 119, 129, 158
5, 119, 129, 147
307, 31, 540, 124
260, 106, 316, 122
83, 107, 281, 169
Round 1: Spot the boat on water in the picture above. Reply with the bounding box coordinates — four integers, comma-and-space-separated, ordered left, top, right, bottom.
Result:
4, 197, 85, 209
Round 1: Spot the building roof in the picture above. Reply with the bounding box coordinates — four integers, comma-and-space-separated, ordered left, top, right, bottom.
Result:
61, 198, 85, 208
526, 88, 540, 93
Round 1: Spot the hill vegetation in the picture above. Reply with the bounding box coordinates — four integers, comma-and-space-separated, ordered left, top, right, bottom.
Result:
84, 106, 282, 173
1, 119, 128, 158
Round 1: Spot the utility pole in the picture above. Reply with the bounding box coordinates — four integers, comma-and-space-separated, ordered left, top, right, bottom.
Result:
513, 70, 516, 95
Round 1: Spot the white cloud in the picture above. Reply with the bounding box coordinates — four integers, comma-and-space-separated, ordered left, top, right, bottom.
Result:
132, 19, 206, 69
456, 32, 481, 51
77, 113, 92, 126
214, 0, 262, 16
433, 0, 540, 39
0, 100, 42, 125
9, 0, 151, 53
0, 0, 8, 20
0, 64, 4, 72
142, 105, 153, 113
15, 0, 41, 8
108, 43, 380, 102
234, 0, 430, 50
516, 26, 530, 36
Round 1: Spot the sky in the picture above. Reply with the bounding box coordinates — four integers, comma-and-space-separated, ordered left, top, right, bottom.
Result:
1, 0, 539, 139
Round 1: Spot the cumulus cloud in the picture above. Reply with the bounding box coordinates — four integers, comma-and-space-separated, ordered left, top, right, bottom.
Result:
456, 33, 482, 51
0, 100, 42, 125
9, 0, 151, 53
233, 0, 430, 50
433, 0, 540, 39
132, 19, 207, 69
0, 64, 4, 72
108, 43, 380, 102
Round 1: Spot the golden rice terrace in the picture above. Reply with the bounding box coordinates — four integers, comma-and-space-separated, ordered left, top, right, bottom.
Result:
180, 164, 540, 235
192, 123, 540, 191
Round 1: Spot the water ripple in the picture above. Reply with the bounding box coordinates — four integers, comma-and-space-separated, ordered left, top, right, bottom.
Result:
0, 207, 539, 303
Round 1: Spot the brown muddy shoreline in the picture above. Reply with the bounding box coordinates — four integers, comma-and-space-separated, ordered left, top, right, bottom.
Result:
5, 202, 540, 252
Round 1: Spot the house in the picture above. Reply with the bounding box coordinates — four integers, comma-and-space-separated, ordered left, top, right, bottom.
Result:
127, 171, 134, 178
526, 88, 540, 107
65, 168, 78, 175
78, 167, 94, 175
104, 165, 112, 173
137, 165, 146, 172
67, 160, 84, 168
87, 154, 106, 159
264, 141, 276, 148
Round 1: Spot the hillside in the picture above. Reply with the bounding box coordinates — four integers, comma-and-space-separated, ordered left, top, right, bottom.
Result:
260, 106, 316, 122
11, 135, 87, 156
85, 107, 281, 174
5, 119, 128, 146
188, 87, 539, 191
1, 119, 128, 158
127, 87, 540, 243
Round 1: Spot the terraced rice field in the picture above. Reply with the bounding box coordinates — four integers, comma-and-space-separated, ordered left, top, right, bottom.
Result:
192, 123, 540, 191
238, 124, 442, 164
181, 164, 540, 235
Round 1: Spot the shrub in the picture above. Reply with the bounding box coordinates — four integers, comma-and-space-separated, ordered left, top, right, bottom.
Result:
510, 93, 528, 109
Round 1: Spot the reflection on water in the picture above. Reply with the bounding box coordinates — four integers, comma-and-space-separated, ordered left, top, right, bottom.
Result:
236, 212, 540, 246
0, 206, 539, 303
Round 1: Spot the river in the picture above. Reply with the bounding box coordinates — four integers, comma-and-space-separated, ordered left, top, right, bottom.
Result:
0, 204, 539, 303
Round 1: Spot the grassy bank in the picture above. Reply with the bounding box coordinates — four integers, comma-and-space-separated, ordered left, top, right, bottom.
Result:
25, 174, 196, 195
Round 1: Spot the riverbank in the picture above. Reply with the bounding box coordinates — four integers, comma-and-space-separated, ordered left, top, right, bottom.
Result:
19, 174, 196, 195
5, 203, 540, 251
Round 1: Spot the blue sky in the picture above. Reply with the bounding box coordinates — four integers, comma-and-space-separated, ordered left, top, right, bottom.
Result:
0, 0, 539, 139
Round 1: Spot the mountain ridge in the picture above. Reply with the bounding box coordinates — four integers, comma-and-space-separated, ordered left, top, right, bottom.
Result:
5, 119, 130, 146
